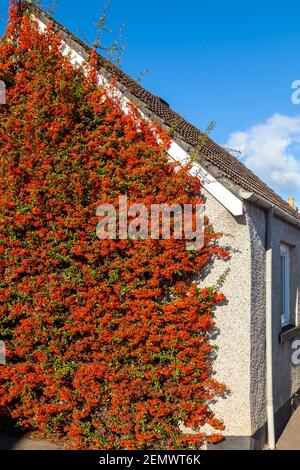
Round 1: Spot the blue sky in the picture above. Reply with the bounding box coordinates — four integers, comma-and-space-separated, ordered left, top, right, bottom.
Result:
1, 0, 300, 205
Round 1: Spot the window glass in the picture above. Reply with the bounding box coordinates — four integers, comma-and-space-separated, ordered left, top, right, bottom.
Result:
280, 245, 290, 327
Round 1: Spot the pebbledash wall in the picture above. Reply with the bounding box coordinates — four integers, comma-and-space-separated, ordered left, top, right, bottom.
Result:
247, 203, 300, 449
204, 193, 300, 449
203, 191, 253, 448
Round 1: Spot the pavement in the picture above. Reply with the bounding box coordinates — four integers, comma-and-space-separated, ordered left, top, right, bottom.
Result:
0, 433, 63, 450
0, 407, 299, 450
277, 407, 300, 450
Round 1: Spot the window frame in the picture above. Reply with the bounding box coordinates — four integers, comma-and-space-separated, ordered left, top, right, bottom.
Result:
280, 244, 291, 328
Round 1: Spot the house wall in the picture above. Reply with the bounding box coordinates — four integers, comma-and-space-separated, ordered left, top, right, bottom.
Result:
272, 215, 300, 412
205, 196, 300, 449
238, 202, 300, 447
246, 202, 267, 437
204, 191, 253, 438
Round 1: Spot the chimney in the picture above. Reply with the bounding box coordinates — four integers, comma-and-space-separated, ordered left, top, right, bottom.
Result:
288, 196, 296, 210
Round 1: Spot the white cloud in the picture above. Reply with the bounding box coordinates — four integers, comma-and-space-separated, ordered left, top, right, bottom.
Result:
225, 114, 300, 204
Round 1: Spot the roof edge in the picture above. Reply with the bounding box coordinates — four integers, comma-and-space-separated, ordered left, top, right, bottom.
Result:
240, 191, 300, 228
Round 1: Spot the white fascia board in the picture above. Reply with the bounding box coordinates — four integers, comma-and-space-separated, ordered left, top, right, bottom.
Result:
34, 16, 244, 217
168, 142, 244, 216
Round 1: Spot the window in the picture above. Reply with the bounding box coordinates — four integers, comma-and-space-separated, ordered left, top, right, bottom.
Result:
0, 80, 6, 105
280, 244, 291, 327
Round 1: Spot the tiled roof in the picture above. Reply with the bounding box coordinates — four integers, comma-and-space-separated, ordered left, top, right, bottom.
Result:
23, 1, 300, 222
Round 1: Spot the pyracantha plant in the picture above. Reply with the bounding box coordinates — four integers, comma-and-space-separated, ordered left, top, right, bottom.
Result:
0, 1, 228, 449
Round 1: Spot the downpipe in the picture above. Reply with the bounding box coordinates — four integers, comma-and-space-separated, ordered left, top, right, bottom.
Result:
266, 206, 275, 450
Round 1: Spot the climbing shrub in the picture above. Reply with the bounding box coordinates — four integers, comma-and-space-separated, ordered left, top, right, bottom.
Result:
0, 2, 228, 449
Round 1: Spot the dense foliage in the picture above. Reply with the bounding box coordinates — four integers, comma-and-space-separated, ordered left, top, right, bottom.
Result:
0, 2, 228, 449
